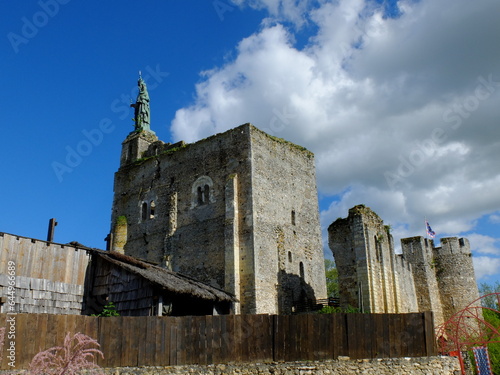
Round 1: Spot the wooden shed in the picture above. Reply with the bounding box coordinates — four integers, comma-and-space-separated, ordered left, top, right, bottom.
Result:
84, 251, 236, 316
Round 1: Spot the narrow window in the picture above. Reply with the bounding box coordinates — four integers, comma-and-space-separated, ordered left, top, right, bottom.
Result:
141, 202, 148, 221
299, 262, 305, 279
288, 251, 292, 262
291, 210, 296, 226
150, 201, 156, 219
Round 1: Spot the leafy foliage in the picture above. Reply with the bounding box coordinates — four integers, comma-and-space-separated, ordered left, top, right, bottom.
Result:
92, 301, 120, 317
477, 283, 500, 373
479, 282, 500, 309
317, 305, 360, 314
29, 332, 104, 375
324, 259, 339, 298
482, 308, 500, 375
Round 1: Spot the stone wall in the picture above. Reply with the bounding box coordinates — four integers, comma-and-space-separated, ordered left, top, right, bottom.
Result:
401, 237, 445, 327
95, 357, 460, 375
328, 205, 410, 313
0, 233, 90, 314
329, 205, 481, 327
434, 237, 481, 323
249, 128, 327, 314
111, 124, 327, 314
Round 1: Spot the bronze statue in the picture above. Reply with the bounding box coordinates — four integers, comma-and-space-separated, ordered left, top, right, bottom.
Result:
131, 74, 151, 132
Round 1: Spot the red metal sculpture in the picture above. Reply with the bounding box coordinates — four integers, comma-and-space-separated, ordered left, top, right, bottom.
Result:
436, 293, 500, 374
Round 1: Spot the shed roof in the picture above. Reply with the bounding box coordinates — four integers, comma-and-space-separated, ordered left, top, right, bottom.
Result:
95, 251, 236, 303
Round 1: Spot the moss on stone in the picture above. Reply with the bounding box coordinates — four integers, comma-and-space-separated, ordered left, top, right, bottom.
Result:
116, 215, 127, 226
257, 128, 313, 157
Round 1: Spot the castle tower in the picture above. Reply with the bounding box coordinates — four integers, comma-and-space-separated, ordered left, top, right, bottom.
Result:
401, 237, 444, 326
433, 237, 481, 323
328, 205, 402, 313
110, 122, 327, 314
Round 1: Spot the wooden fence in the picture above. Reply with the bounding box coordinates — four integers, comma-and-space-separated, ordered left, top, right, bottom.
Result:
0, 312, 436, 370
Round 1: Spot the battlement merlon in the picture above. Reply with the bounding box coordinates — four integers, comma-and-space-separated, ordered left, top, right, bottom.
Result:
401, 236, 434, 263
434, 237, 471, 256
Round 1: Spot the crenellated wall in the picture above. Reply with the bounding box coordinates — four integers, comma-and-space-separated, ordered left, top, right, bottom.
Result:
328, 205, 480, 327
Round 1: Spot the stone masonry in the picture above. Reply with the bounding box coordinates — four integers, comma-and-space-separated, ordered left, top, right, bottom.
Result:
328, 205, 481, 327
97, 357, 461, 375
110, 123, 327, 314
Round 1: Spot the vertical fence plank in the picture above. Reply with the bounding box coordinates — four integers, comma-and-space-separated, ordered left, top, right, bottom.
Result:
184, 315, 194, 365
233, 315, 242, 363
119, 316, 135, 367
210, 315, 221, 364
34, 314, 49, 357
273, 315, 283, 362
262, 315, 273, 362
105, 317, 123, 367
169, 317, 178, 366
14, 314, 30, 369
136, 316, 148, 367
142, 316, 157, 366
319, 314, 333, 360
424, 311, 436, 356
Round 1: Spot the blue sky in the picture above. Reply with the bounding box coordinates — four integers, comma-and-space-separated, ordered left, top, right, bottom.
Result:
1, 0, 499, 284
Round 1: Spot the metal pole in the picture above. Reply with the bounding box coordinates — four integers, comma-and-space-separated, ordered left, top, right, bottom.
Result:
46, 218, 58, 242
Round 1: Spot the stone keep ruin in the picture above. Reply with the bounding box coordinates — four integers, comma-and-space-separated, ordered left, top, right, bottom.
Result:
110, 123, 327, 315
328, 205, 481, 327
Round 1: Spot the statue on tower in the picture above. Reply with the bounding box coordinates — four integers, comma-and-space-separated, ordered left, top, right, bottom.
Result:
131, 73, 151, 132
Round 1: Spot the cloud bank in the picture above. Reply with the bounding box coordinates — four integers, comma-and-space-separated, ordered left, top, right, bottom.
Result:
171, 0, 500, 280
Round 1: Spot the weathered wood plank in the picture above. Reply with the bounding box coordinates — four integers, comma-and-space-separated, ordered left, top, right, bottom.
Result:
424, 311, 436, 356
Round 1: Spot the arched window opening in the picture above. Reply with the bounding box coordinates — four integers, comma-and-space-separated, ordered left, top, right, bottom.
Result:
141, 202, 148, 221
288, 251, 292, 263
291, 210, 296, 226
191, 176, 214, 208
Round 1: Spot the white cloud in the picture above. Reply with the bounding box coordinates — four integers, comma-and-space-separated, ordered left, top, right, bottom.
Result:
473, 256, 500, 281
489, 214, 500, 224
171, 0, 500, 278
467, 233, 500, 256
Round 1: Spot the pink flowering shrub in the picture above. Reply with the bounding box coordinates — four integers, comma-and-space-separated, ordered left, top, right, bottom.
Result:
29, 332, 104, 375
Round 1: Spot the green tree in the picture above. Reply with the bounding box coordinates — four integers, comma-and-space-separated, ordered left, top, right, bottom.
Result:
477, 282, 500, 373
325, 259, 339, 298
479, 281, 500, 309
482, 308, 500, 375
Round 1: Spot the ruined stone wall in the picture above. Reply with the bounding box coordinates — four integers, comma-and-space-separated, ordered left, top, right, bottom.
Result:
0, 233, 90, 314
328, 206, 481, 325
249, 129, 327, 314
327, 217, 360, 309
434, 237, 481, 323
401, 237, 445, 327
111, 124, 327, 314
328, 206, 405, 313
393, 254, 419, 313
112, 126, 255, 296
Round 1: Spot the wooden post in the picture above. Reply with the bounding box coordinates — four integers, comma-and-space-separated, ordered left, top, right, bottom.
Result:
46, 218, 58, 242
